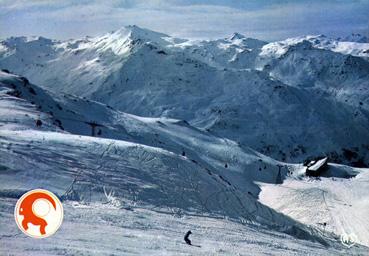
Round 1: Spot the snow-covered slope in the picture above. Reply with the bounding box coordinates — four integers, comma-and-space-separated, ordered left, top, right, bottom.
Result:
2, 198, 363, 256
0, 71, 337, 250
1, 27, 368, 166
1, 70, 369, 254
0, 72, 319, 233
260, 163, 369, 246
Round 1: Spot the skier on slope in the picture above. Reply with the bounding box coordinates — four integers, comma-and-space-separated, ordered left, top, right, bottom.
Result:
35, 119, 42, 127
184, 230, 192, 245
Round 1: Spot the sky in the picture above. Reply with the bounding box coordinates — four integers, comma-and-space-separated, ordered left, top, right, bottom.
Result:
0, 0, 368, 41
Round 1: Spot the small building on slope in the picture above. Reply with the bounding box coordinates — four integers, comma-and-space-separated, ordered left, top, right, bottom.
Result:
306, 157, 328, 177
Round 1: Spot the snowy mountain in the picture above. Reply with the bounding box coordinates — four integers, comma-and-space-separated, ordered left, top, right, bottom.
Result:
0, 26, 368, 166
1, 26, 369, 254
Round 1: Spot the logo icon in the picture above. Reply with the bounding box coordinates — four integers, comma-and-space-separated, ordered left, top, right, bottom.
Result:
340, 232, 358, 248
14, 189, 63, 238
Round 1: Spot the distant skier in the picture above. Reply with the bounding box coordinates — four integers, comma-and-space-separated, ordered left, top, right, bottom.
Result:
184, 230, 192, 245
36, 119, 42, 127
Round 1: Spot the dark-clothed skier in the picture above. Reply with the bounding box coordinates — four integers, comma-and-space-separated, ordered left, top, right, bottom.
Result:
184, 230, 192, 245
36, 119, 42, 127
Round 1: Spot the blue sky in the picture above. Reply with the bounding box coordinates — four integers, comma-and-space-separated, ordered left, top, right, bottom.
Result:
0, 0, 368, 41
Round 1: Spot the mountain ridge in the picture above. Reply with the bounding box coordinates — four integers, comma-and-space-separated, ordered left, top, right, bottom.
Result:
1, 25, 368, 166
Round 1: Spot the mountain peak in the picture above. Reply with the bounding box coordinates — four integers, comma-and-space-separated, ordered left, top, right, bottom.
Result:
229, 32, 246, 40
112, 25, 169, 42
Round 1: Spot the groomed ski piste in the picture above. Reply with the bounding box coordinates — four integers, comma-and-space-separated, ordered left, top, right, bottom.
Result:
0, 26, 369, 255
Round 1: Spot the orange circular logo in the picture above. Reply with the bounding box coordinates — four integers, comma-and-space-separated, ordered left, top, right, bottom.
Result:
14, 189, 63, 238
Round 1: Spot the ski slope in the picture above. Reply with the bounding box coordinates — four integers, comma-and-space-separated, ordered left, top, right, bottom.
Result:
260, 163, 369, 247
2, 198, 365, 256
1, 70, 368, 254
